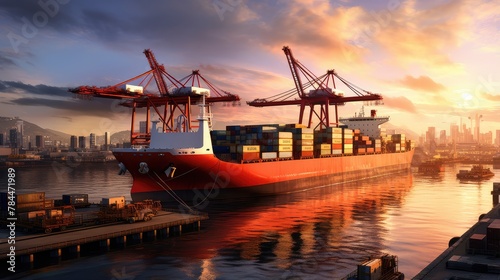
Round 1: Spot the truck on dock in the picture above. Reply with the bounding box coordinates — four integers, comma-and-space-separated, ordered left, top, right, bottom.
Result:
18, 205, 76, 233
96, 197, 158, 224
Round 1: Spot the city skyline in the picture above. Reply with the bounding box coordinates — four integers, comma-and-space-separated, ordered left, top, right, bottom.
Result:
0, 1, 499, 136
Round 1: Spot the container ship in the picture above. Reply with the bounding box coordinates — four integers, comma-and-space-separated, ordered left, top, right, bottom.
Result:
113, 100, 413, 203
70, 47, 414, 205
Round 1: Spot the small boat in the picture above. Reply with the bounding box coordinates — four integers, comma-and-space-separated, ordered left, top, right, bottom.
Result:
456, 165, 494, 180
418, 160, 444, 174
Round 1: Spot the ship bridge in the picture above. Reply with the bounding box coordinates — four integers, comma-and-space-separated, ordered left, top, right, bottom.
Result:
339, 107, 389, 138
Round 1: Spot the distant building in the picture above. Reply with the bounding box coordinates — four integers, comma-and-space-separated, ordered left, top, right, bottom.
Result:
450, 124, 459, 144
439, 130, 446, 145
35, 135, 44, 148
78, 136, 86, 149
0, 133, 3, 146
496, 130, 500, 146
70, 136, 78, 150
9, 128, 17, 148
104, 132, 109, 151
90, 133, 96, 149
16, 120, 24, 148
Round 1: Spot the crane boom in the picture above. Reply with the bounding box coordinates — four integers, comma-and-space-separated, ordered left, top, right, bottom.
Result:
247, 46, 383, 129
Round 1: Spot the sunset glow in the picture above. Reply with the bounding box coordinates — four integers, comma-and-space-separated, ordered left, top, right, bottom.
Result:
0, 0, 498, 137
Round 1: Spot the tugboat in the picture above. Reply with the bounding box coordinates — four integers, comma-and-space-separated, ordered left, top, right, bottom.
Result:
456, 165, 494, 180
418, 160, 444, 174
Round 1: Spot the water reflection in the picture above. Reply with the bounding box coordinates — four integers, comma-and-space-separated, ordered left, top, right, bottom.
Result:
4, 163, 498, 279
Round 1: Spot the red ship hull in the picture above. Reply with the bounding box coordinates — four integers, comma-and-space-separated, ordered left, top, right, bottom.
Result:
113, 149, 414, 205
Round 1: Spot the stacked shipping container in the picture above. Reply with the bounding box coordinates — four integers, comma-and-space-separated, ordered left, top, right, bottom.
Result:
210, 124, 410, 162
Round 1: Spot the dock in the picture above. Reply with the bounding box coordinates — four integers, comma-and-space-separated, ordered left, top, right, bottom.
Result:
414, 183, 500, 279
1, 211, 207, 271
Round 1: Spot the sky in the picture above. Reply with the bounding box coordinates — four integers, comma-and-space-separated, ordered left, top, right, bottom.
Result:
0, 0, 499, 139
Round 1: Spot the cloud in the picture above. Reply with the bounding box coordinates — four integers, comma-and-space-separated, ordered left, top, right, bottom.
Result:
0, 81, 68, 97
372, 0, 471, 71
479, 92, 500, 102
0, 80, 131, 119
398, 75, 446, 92
382, 96, 418, 113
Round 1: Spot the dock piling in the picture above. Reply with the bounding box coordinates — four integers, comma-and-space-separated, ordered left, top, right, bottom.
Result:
492, 182, 500, 206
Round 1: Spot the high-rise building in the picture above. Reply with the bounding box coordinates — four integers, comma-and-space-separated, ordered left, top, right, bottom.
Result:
9, 128, 17, 148
439, 130, 447, 145
78, 136, 86, 149
16, 120, 24, 148
0, 133, 4, 146
35, 135, 43, 148
90, 133, 96, 149
70, 136, 78, 150
104, 132, 109, 150
450, 124, 459, 144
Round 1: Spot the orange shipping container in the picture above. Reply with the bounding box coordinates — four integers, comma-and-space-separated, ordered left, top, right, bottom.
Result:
332, 144, 342, 149
238, 152, 260, 161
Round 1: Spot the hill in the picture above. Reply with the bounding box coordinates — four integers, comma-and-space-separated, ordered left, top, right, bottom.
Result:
0, 116, 72, 145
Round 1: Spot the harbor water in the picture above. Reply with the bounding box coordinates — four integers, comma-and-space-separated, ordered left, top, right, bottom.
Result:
1, 162, 498, 279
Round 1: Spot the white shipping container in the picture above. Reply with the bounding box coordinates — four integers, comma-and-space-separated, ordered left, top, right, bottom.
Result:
278, 132, 293, 139
261, 152, 277, 159
278, 151, 293, 158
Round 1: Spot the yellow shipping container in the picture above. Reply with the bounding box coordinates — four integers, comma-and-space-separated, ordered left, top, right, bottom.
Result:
316, 144, 331, 150
279, 139, 293, 145
294, 133, 314, 140
332, 138, 343, 144
297, 145, 314, 151
278, 145, 293, 152
238, 145, 261, 153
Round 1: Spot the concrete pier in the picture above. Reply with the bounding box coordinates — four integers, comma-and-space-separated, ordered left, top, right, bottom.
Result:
414, 183, 500, 279
0, 211, 207, 270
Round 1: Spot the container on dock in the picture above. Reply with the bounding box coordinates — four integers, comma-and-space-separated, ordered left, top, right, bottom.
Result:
487, 219, 500, 241
18, 210, 45, 221
17, 201, 46, 213
63, 194, 90, 208
44, 199, 54, 208
102, 196, 126, 209
357, 258, 382, 280
17, 192, 45, 204
468, 233, 487, 251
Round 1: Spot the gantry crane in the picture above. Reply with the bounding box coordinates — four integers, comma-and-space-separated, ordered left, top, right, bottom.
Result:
247, 46, 383, 130
69, 49, 240, 145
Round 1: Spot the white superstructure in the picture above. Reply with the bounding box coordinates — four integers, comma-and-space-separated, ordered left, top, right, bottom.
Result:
339, 107, 389, 138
